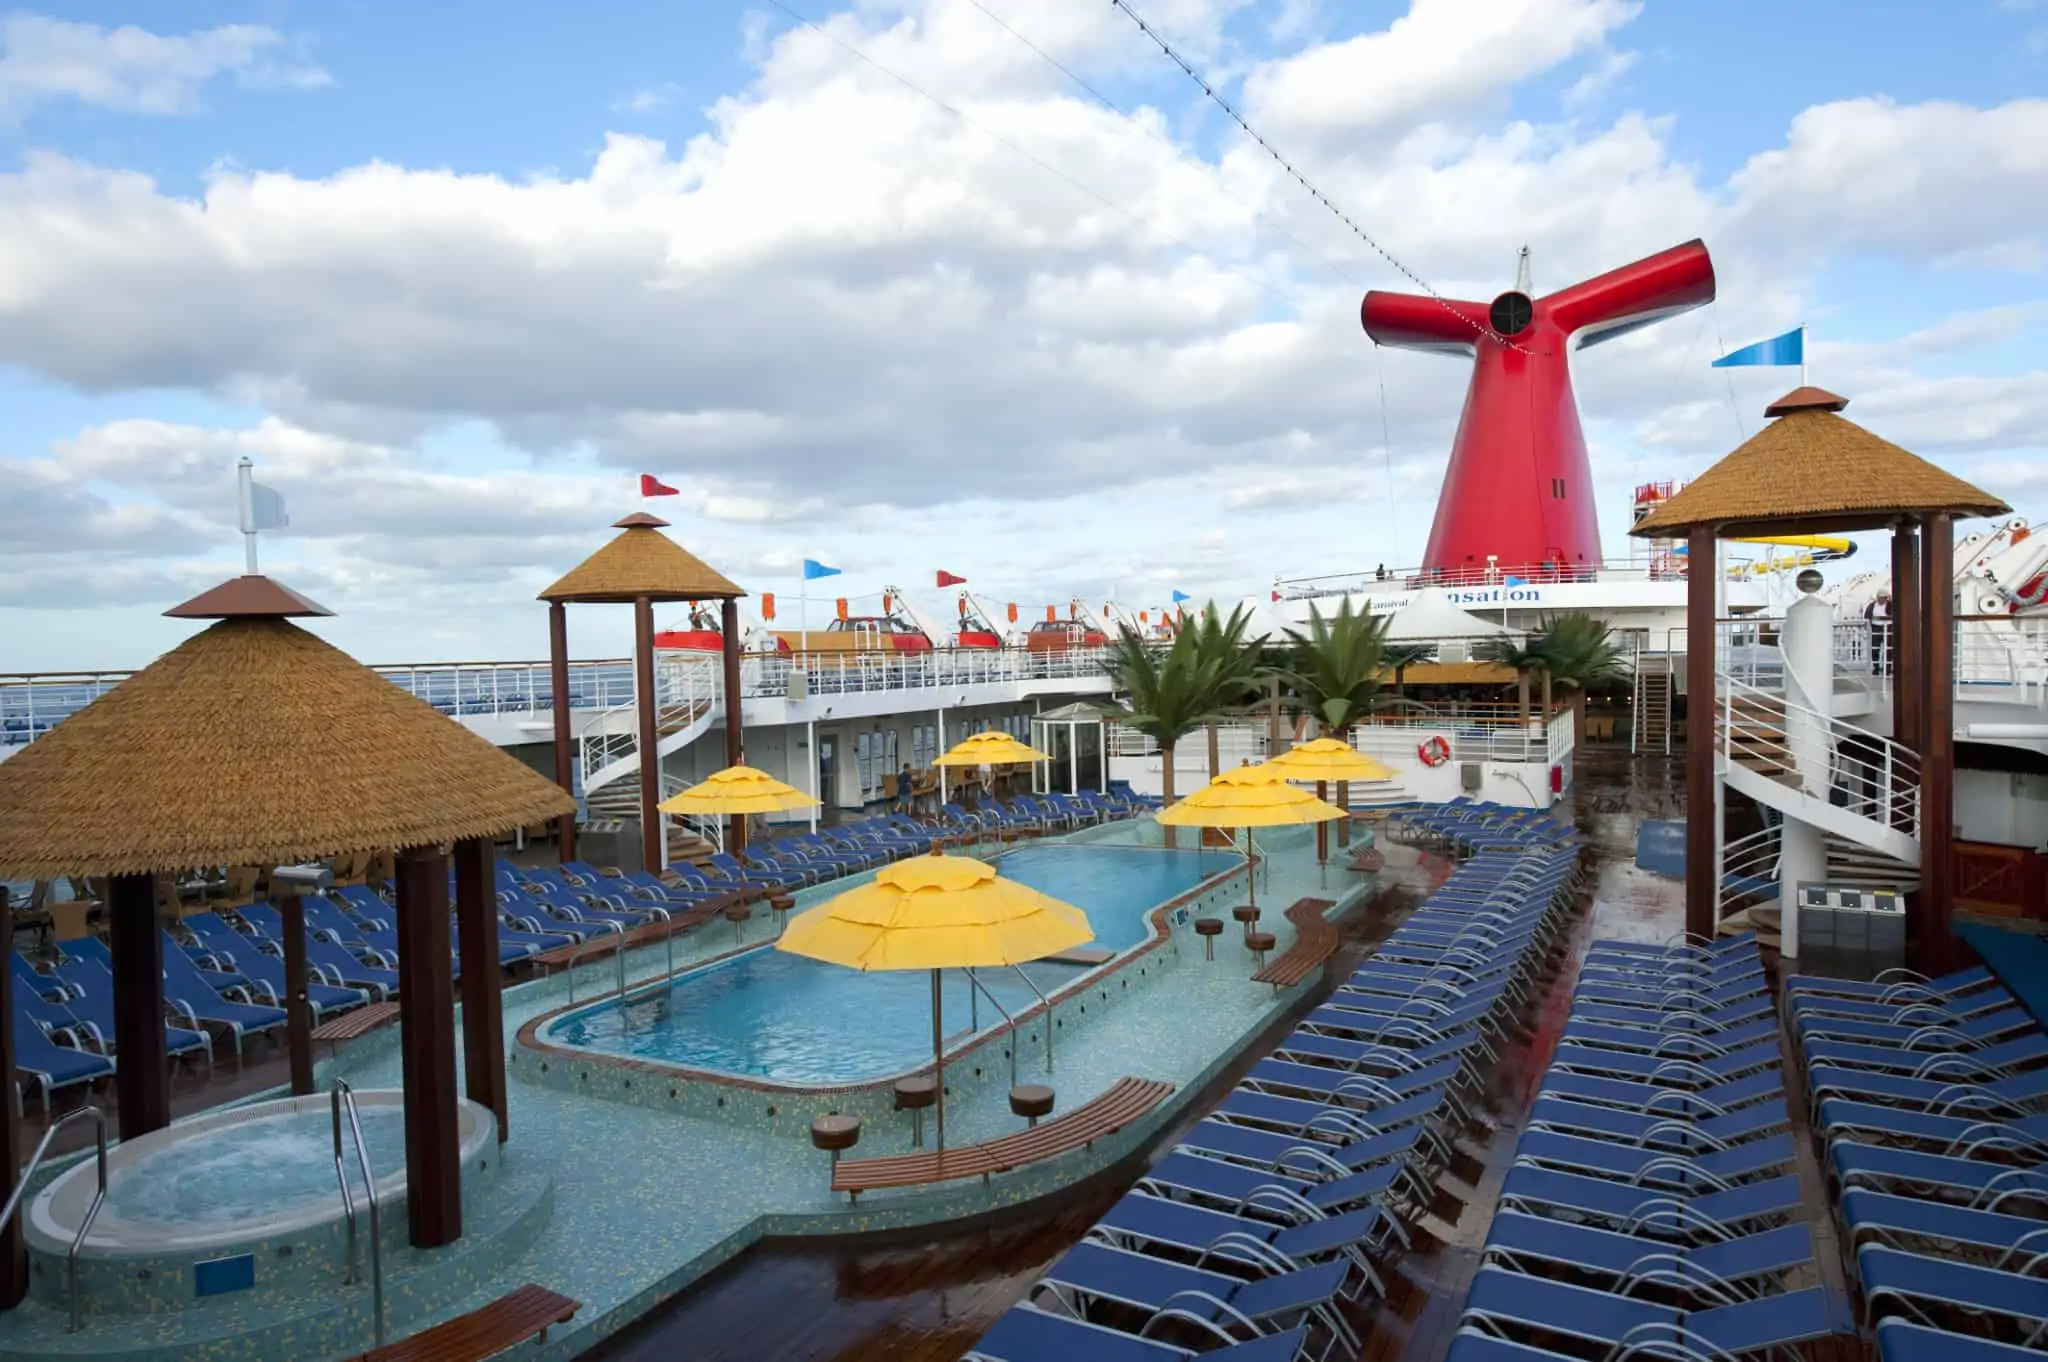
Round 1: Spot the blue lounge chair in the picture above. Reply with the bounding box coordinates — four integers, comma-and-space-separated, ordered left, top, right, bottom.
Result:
1829, 1139, 2048, 1206
965, 1308, 1308, 1362
1137, 1150, 1414, 1218
14, 1020, 113, 1114
1496, 1165, 1802, 1238
181, 914, 369, 1021
1481, 1211, 1813, 1299
1511, 1128, 1795, 1190
1841, 1188, 2048, 1262
1860, 1245, 2048, 1348
1461, 1267, 1837, 1357
1526, 1093, 1790, 1152
1030, 1243, 1355, 1356
51, 957, 213, 1070
1786, 966, 1997, 1004
1086, 1192, 1404, 1300
1547, 1038, 1780, 1084
159, 940, 288, 1058
1878, 1318, 2048, 1360
1804, 1062, 2048, 1116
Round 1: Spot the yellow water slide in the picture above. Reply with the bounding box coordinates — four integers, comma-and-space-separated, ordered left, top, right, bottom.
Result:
1723, 534, 1856, 579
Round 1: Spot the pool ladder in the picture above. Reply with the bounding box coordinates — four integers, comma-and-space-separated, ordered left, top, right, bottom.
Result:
0, 1104, 108, 1333
330, 1079, 386, 1349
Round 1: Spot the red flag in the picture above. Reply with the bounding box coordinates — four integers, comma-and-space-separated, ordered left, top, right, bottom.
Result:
640, 474, 679, 497
936, 570, 967, 588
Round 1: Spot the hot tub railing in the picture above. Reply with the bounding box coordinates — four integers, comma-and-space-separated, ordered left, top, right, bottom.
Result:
960, 969, 1019, 1087
330, 1080, 386, 1349
1009, 964, 1056, 1072
0, 1103, 107, 1333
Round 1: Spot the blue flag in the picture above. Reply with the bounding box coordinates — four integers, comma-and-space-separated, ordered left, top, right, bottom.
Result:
1712, 326, 1804, 369
1503, 575, 1527, 587
802, 559, 841, 580
1170, 590, 1191, 603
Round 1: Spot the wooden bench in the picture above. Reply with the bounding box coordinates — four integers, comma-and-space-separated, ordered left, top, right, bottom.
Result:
311, 1001, 401, 1057
1250, 898, 1340, 988
343, 1284, 578, 1361
831, 1076, 1173, 1197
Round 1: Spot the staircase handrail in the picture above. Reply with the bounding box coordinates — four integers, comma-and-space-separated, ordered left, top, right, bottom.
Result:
1717, 671, 1920, 841
0, 1105, 108, 1333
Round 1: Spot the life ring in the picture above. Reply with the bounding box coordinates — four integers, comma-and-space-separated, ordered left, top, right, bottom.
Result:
1418, 736, 1451, 767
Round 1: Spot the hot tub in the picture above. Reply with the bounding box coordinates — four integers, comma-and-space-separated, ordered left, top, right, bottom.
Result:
27, 1091, 496, 1314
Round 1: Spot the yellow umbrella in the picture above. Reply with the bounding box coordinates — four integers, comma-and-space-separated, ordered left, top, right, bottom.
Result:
779, 851, 1092, 1150
1258, 739, 1398, 866
656, 764, 820, 815
1156, 765, 1344, 907
933, 729, 1053, 811
933, 730, 1052, 766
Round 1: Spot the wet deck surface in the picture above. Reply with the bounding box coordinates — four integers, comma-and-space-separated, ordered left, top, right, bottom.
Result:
587, 748, 1879, 1362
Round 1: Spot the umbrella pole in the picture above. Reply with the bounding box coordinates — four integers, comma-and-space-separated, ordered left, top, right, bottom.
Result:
931, 968, 946, 1153
1316, 781, 1329, 866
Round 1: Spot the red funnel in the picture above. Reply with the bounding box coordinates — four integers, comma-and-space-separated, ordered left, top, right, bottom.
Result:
1363, 240, 1716, 577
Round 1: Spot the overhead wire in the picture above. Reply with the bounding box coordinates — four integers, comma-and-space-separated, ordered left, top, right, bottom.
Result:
758, 0, 1355, 307
1106, 0, 1530, 354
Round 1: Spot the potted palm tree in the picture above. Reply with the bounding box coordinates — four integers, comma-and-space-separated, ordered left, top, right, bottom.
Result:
1106, 604, 1264, 847
1272, 599, 1393, 844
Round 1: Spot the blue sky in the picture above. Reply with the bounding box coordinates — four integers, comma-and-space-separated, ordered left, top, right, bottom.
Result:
3, 0, 2046, 669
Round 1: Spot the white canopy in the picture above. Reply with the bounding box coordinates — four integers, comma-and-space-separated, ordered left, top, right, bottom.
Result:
1381, 587, 1515, 642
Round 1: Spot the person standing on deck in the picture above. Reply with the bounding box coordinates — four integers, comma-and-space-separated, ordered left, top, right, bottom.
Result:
1865, 590, 1893, 676
896, 762, 915, 816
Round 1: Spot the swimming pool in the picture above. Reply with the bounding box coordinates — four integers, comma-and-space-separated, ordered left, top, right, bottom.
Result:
540, 844, 1219, 1086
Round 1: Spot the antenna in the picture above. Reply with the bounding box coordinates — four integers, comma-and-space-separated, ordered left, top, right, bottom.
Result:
1514, 245, 1532, 295
236, 456, 258, 574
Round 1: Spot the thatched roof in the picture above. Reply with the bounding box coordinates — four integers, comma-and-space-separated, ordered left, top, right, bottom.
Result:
539, 513, 745, 604
1631, 388, 2009, 538
0, 578, 576, 880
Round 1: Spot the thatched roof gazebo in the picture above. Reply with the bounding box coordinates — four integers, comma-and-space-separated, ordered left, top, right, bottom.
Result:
539, 513, 750, 869
1630, 387, 2009, 962
0, 575, 573, 1271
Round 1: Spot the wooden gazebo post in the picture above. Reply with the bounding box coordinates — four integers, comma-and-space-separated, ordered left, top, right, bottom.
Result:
538, 514, 751, 873
0, 572, 575, 1267
1892, 523, 1921, 756
721, 597, 747, 853
454, 837, 509, 1142
1685, 525, 1720, 943
1921, 513, 1957, 969
549, 600, 577, 862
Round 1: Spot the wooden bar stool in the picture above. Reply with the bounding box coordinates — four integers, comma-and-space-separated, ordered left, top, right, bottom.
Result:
768, 894, 796, 936
811, 1114, 861, 1171
893, 1075, 937, 1148
724, 902, 751, 945
1194, 917, 1224, 960
1231, 904, 1261, 943
1009, 1084, 1055, 1128
1245, 931, 1276, 972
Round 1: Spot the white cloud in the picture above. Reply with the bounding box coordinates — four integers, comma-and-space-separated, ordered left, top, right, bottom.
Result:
0, 14, 330, 121
0, 0, 2045, 661
614, 82, 684, 114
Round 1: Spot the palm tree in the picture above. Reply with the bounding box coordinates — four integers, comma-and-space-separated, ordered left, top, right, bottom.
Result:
1531, 613, 1630, 740
1383, 641, 1435, 704
1272, 599, 1394, 845
1474, 634, 1552, 733
1106, 604, 1264, 846
1186, 604, 1269, 778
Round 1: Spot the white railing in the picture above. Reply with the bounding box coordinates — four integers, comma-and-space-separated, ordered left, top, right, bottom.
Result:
743, 646, 1113, 698
1274, 557, 1683, 601
577, 655, 722, 794
1547, 706, 1576, 767
660, 771, 724, 852
1714, 616, 2048, 709
1719, 822, 1783, 922
1718, 672, 1920, 840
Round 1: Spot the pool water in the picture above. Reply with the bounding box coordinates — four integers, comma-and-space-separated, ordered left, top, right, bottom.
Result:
101, 1106, 407, 1230
545, 844, 1219, 1084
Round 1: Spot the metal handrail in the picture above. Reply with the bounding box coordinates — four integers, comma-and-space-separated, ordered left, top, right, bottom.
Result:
1009, 965, 1055, 1071
0, 1105, 108, 1333
330, 1080, 385, 1349
960, 969, 1020, 1086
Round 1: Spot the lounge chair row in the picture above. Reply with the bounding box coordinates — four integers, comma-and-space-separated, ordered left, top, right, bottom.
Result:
1451, 931, 1854, 1362
967, 808, 1586, 1361
1788, 964, 2048, 1356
